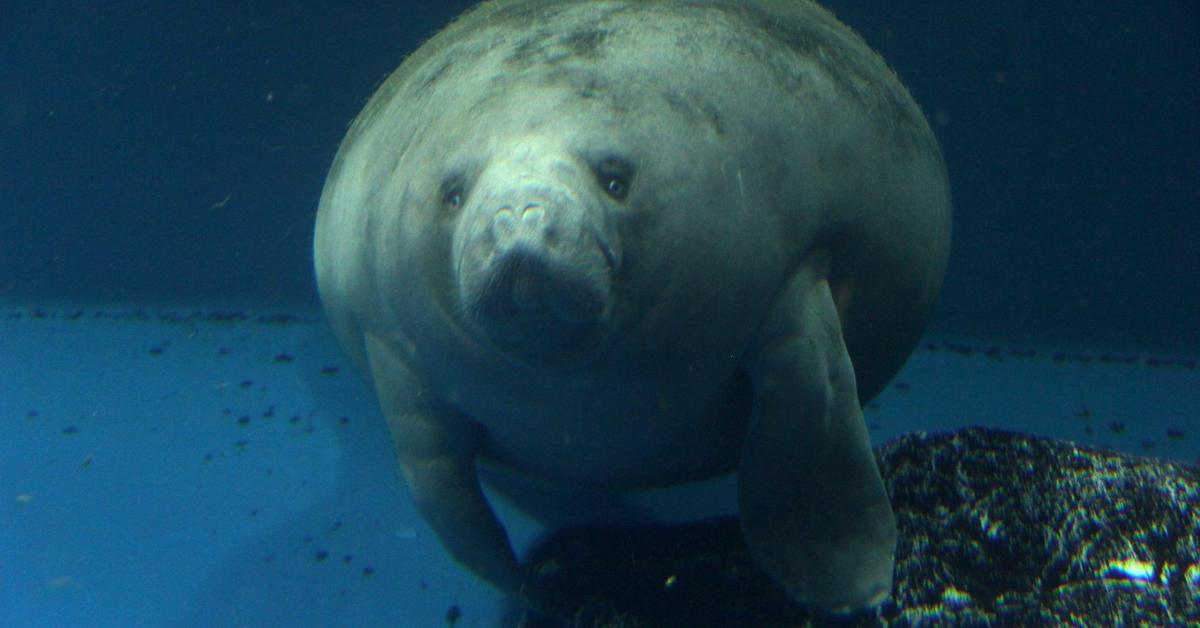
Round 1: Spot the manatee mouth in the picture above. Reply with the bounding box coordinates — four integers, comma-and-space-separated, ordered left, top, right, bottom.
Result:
473, 248, 605, 324
461, 244, 611, 364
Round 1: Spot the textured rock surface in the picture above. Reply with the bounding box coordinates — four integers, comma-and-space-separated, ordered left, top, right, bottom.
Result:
514, 427, 1200, 627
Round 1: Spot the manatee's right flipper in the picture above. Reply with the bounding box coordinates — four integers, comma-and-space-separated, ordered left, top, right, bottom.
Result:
363, 331, 526, 598
738, 256, 897, 614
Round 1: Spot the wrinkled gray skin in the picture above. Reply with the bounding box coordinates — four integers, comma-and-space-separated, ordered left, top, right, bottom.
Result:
314, 0, 951, 615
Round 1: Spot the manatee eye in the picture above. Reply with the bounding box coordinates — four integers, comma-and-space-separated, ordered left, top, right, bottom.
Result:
604, 176, 627, 199
441, 176, 466, 211
595, 156, 634, 201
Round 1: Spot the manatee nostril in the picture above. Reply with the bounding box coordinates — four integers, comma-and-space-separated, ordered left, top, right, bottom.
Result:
493, 207, 516, 236
520, 206, 558, 245
520, 204, 545, 225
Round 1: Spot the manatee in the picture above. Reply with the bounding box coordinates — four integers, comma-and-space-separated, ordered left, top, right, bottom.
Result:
314, 0, 951, 614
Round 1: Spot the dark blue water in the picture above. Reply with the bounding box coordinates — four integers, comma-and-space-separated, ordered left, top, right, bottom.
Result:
1, 1, 1197, 350
1, 2, 1197, 626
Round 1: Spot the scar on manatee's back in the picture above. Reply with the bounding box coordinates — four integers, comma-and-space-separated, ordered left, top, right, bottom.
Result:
660, 90, 724, 136
562, 28, 610, 57
505, 27, 611, 68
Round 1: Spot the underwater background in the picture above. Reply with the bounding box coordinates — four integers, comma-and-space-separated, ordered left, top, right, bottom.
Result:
1, 1, 1196, 626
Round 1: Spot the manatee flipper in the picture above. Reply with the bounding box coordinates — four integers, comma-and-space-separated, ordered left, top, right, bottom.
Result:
363, 332, 525, 597
738, 256, 897, 614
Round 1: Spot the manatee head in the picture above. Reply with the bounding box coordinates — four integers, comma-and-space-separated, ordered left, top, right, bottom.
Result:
449, 132, 628, 367
367, 13, 786, 371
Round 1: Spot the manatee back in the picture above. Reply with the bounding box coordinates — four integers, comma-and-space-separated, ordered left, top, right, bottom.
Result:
315, 0, 951, 400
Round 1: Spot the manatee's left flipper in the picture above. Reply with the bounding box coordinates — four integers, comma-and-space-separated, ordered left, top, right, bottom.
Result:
738, 256, 896, 614
363, 332, 527, 599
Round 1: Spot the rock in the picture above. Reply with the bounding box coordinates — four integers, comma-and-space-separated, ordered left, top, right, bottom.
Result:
515, 427, 1200, 627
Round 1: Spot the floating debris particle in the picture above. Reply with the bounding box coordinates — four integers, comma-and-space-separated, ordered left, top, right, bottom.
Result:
262, 405, 275, 418
446, 605, 462, 625
274, 353, 295, 363
1108, 421, 1126, 434
203, 453, 214, 462
239, 380, 254, 389
62, 425, 78, 435
1167, 428, 1185, 440
338, 416, 349, 425
210, 192, 233, 209
363, 566, 375, 577
314, 549, 329, 562
15, 494, 32, 505
148, 346, 164, 356
343, 554, 353, 564
237, 416, 251, 426
218, 347, 229, 355
81, 454, 93, 467
26, 410, 37, 419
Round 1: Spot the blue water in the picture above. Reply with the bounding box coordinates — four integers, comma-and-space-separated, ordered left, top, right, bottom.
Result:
2, 2, 1197, 626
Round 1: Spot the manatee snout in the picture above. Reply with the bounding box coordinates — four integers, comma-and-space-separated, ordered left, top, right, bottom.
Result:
478, 202, 606, 323
454, 168, 617, 362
